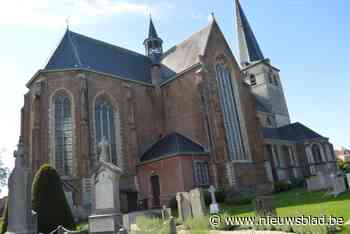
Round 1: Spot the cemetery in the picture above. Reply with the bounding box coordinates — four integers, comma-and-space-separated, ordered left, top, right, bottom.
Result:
1, 140, 350, 234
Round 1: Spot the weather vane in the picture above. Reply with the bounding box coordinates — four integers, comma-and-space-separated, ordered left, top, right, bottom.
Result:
65, 18, 70, 30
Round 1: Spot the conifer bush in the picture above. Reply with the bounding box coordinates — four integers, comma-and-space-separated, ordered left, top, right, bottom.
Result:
32, 164, 75, 234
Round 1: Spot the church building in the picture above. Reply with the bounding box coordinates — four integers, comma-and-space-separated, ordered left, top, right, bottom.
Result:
18, 0, 337, 217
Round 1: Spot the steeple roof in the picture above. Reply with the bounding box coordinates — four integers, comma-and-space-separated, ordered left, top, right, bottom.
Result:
235, 0, 264, 66
148, 16, 159, 39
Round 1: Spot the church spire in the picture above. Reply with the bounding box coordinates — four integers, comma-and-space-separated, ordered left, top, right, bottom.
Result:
148, 16, 159, 39
144, 15, 163, 65
235, 0, 264, 67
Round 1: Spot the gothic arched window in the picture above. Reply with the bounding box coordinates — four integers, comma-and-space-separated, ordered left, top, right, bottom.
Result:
312, 144, 323, 163
215, 60, 245, 161
95, 97, 117, 165
54, 95, 73, 176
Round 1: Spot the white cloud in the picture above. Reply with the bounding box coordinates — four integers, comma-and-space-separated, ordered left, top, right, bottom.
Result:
0, 0, 163, 28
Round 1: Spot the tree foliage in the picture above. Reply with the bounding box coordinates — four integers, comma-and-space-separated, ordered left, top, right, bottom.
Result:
32, 164, 75, 234
0, 149, 9, 193
0, 198, 8, 234
338, 160, 350, 173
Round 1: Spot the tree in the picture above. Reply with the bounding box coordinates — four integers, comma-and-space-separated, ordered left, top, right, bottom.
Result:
0, 198, 8, 234
32, 164, 75, 234
0, 149, 9, 194
338, 160, 350, 173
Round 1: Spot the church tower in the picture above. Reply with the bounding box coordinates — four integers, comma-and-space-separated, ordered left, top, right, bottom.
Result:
235, 0, 290, 127
143, 16, 163, 66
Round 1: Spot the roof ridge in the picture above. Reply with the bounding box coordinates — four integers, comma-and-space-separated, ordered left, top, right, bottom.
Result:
67, 30, 83, 67
69, 30, 150, 60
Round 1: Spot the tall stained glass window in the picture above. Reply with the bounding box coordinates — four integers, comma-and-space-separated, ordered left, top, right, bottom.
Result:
54, 95, 73, 176
215, 62, 245, 161
95, 97, 117, 165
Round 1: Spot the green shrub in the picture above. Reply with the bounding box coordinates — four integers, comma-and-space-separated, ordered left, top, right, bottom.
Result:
290, 178, 306, 188
203, 188, 226, 206
0, 199, 8, 234
32, 164, 75, 234
225, 192, 255, 205
273, 181, 293, 193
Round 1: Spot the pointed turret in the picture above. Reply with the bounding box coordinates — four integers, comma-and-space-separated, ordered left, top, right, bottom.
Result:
235, 0, 264, 67
144, 16, 163, 65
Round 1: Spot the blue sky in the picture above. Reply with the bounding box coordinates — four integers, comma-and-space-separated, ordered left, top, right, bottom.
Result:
0, 0, 349, 186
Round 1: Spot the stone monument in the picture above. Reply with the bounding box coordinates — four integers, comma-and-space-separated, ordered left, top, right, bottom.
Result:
176, 192, 192, 222
253, 195, 277, 217
6, 141, 37, 234
89, 138, 123, 234
189, 188, 206, 217
208, 185, 219, 214
329, 174, 346, 197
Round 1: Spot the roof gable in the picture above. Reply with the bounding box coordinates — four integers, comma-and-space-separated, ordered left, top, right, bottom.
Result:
140, 132, 207, 162
46, 30, 152, 83
160, 21, 214, 81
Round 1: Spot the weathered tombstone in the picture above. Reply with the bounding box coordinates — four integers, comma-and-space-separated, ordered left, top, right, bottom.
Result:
6, 141, 37, 234
189, 188, 206, 217
330, 175, 346, 197
253, 195, 276, 217
176, 192, 192, 222
208, 185, 219, 214
89, 138, 123, 234
346, 173, 350, 188
161, 205, 170, 220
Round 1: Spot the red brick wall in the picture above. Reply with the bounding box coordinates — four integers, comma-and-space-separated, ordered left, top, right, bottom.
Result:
136, 155, 209, 207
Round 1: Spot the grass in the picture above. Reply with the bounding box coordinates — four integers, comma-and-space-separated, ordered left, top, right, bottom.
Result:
221, 188, 350, 233
222, 188, 350, 221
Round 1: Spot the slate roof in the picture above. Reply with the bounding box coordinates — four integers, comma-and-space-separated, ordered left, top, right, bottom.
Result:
46, 30, 152, 84
148, 17, 159, 39
262, 122, 323, 142
235, 0, 264, 63
160, 21, 213, 81
140, 132, 208, 162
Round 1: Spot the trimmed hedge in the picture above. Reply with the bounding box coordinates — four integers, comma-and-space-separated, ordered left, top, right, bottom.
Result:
32, 164, 75, 234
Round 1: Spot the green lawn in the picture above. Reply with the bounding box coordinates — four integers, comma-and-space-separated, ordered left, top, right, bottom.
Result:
221, 188, 350, 233
222, 188, 350, 221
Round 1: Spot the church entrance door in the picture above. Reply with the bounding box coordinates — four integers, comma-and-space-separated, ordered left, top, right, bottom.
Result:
151, 175, 160, 208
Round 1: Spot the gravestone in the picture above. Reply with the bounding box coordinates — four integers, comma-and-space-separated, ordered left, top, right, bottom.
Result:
330, 175, 346, 197
89, 138, 124, 234
6, 141, 37, 234
208, 185, 219, 214
176, 192, 192, 222
346, 174, 350, 188
161, 205, 170, 220
253, 195, 276, 217
189, 188, 206, 217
